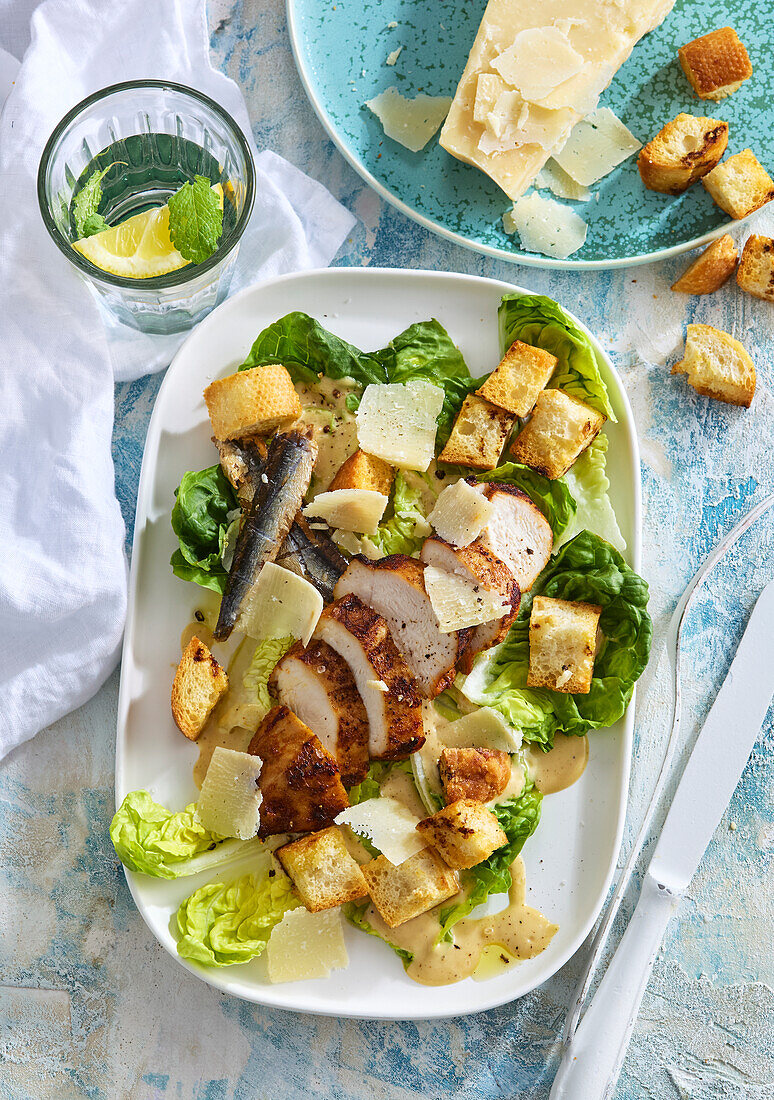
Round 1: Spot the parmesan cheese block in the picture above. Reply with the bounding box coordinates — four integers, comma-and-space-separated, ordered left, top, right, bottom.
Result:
428, 480, 494, 547
302, 488, 388, 534
356, 380, 444, 471
266, 907, 348, 983
424, 565, 508, 633
235, 562, 323, 645
442, 707, 522, 753
196, 747, 263, 840
503, 192, 587, 259
335, 797, 425, 865
552, 107, 641, 186
365, 87, 452, 153
439, 0, 675, 199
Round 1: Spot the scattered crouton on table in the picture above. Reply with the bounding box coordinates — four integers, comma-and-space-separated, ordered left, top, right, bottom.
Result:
671, 234, 738, 295
736, 235, 774, 301
672, 323, 756, 408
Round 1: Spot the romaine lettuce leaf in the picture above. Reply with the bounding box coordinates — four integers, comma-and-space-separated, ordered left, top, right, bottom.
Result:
238, 311, 388, 388
170, 465, 238, 594
460, 531, 651, 748
176, 867, 299, 966
557, 434, 625, 552
481, 462, 577, 541
344, 900, 414, 967
438, 780, 542, 940
498, 294, 615, 421
369, 472, 432, 558
110, 791, 264, 879
243, 636, 295, 712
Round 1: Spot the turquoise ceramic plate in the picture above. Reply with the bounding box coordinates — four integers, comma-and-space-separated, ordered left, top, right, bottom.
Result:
287, 0, 769, 269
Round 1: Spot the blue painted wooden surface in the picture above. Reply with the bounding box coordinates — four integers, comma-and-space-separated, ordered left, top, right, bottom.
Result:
1, 2, 772, 1097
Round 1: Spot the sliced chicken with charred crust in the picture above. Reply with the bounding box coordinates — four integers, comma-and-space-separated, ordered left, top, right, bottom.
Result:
471, 482, 553, 592
420, 536, 520, 673
333, 555, 467, 698
270, 640, 369, 787
247, 705, 349, 836
314, 594, 424, 761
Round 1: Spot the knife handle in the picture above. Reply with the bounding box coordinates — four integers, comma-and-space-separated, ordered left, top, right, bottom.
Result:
549, 874, 679, 1100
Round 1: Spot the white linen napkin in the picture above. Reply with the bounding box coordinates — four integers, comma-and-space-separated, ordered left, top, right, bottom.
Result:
0, 0, 355, 761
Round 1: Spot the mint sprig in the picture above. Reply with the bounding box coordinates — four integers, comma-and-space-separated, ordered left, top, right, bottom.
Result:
72, 162, 124, 239
167, 175, 223, 264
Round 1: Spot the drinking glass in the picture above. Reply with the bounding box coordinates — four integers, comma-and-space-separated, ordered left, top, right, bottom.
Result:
38, 80, 255, 335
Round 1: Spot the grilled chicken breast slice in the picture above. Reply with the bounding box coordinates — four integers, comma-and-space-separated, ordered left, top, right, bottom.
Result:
247, 704, 349, 836
472, 482, 553, 593
420, 536, 520, 673
270, 640, 369, 787
333, 555, 465, 698
314, 594, 424, 761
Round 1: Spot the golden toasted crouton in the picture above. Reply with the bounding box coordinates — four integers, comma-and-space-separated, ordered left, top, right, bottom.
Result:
736, 235, 774, 302
702, 150, 774, 219
678, 27, 752, 101
672, 323, 756, 408
361, 848, 459, 928
439, 747, 511, 805
527, 596, 601, 695
204, 364, 301, 440
171, 636, 228, 740
438, 394, 515, 470
276, 826, 368, 912
671, 235, 738, 295
415, 799, 507, 870
329, 449, 394, 495
476, 340, 558, 418
510, 389, 604, 480
638, 114, 728, 195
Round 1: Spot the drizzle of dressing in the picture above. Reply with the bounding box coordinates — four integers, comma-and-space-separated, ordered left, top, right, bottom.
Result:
294, 376, 358, 492
527, 733, 589, 794
364, 856, 558, 986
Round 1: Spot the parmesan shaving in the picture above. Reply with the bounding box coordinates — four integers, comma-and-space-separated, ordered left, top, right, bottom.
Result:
356, 380, 444, 471
502, 192, 587, 259
335, 797, 425, 865
365, 87, 452, 153
424, 566, 507, 633
267, 907, 348, 983
552, 107, 641, 186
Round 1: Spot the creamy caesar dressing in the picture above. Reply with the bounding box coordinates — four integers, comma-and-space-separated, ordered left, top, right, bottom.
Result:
363, 856, 558, 986
294, 376, 358, 492
527, 733, 589, 794
380, 767, 428, 820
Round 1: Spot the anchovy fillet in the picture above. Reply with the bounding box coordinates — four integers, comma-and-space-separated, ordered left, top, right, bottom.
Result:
276, 515, 348, 602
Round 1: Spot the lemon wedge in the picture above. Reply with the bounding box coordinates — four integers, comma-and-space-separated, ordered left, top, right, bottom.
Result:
73, 183, 223, 279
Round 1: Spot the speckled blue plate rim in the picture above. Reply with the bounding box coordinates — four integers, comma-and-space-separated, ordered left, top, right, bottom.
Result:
285, 0, 757, 271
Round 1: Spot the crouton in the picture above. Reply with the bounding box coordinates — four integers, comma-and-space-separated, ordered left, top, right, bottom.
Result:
736, 235, 774, 302
527, 596, 601, 694
638, 114, 728, 195
510, 389, 604, 480
671, 234, 738, 295
672, 323, 756, 408
361, 848, 459, 928
171, 636, 228, 740
247, 705, 350, 836
678, 27, 753, 101
438, 394, 515, 470
476, 340, 558, 418
415, 799, 507, 870
203, 364, 301, 440
702, 150, 774, 219
277, 826, 368, 912
329, 449, 394, 495
439, 747, 512, 805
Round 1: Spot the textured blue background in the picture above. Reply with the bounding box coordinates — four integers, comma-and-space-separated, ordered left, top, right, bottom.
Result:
1, 2, 773, 1097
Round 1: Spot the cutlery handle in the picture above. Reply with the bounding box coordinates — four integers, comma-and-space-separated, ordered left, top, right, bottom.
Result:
549, 874, 679, 1100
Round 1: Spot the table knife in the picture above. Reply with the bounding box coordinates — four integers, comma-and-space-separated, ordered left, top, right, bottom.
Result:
550, 576, 774, 1100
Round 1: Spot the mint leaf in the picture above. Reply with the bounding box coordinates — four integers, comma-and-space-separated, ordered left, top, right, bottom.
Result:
167, 175, 223, 264
72, 162, 123, 238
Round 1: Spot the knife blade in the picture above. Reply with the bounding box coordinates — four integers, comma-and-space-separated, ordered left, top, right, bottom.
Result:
649, 575, 774, 892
